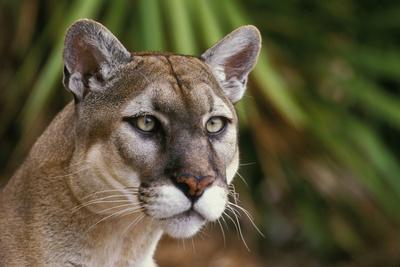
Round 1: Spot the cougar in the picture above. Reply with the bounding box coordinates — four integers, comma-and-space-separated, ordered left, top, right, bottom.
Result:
0, 19, 261, 266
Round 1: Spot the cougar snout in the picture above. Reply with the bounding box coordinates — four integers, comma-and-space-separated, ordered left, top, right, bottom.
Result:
172, 173, 216, 201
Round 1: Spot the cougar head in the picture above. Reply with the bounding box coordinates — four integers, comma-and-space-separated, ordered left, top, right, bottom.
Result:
63, 19, 261, 238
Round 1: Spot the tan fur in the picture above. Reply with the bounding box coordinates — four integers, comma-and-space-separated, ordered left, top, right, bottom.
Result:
0, 20, 260, 266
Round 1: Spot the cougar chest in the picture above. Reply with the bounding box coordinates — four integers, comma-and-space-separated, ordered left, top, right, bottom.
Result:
82, 217, 162, 267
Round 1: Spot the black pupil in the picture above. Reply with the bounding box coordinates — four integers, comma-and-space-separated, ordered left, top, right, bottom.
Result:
144, 116, 153, 125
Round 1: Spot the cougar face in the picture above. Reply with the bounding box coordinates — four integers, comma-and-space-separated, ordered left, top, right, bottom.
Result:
63, 20, 261, 239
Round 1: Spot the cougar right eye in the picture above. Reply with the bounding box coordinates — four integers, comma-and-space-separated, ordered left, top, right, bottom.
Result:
206, 116, 227, 134
127, 115, 159, 133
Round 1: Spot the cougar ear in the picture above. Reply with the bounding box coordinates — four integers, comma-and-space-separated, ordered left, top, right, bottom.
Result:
201, 25, 261, 103
63, 19, 132, 101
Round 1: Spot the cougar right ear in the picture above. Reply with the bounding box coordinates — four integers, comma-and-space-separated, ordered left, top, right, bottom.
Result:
201, 25, 261, 103
63, 19, 132, 102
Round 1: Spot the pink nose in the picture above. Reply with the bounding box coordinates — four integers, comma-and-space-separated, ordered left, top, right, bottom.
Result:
174, 174, 215, 199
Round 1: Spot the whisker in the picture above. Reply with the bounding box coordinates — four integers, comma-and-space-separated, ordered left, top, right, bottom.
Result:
217, 218, 226, 245
225, 207, 250, 251
87, 206, 144, 233
228, 192, 240, 206
96, 203, 142, 214
223, 211, 240, 236
236, 172, 249, 187
220, 214, 229, 229
226, 204, 241, 218
228, 184, 241, 205
121, 208, 145, 219
178, 238, 187, 251
46, 166, 92, 179
81, 188, 138, 201
78, 194, 135, 206
120, 187, 140, 191
197, 230, 206, 240
191, 237, 196, 253
239, 162, 256, 166
228, 202, 265, 237
72, 199, 133, 213
122, 214, 145, 236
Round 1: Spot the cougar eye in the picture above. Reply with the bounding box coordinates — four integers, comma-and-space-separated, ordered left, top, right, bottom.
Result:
206, 117, 226, 134
131, 115, 158, 133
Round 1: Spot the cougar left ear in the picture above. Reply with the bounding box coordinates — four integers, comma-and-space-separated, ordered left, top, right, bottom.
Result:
201, 25, 261, 103
63, 19, 132, 101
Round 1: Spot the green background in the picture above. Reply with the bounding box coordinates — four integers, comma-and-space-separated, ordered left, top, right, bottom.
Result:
1, 0, 399, 266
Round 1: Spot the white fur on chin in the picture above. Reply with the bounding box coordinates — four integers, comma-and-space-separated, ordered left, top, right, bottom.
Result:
162, 212, 206, 238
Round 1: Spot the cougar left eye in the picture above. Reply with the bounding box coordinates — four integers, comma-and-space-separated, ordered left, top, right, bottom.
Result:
206, 117, 226, 134
132, 115, 158, 132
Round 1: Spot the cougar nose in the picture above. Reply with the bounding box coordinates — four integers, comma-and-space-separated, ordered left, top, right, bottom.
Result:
173, 174, 215, 201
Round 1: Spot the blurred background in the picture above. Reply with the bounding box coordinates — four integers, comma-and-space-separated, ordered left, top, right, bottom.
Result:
1, 0, 400, 266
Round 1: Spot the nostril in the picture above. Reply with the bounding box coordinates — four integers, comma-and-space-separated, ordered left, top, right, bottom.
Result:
196, 176, 215, 194
172, 174, 215, 201
176, 175, 198, 196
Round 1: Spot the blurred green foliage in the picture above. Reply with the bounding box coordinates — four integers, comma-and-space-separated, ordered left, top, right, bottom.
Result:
1, 0, 399, 266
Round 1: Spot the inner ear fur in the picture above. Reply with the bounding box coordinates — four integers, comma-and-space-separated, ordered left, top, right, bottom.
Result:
201, 25, 261, 103
63, 19, 132, 101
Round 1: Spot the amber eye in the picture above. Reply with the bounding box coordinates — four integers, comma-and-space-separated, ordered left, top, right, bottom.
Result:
134, 115, 157, 132
206, 117, 226, 134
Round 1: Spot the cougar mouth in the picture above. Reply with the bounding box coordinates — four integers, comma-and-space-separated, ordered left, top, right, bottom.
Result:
159, 209, 206, 221
139, 182, 225, 238
160, 210, 207, 238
